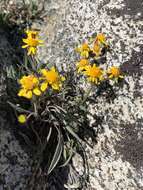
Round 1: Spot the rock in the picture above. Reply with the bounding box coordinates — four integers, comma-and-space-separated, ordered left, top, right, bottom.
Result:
0, 117, 32, 190
36, 0, 143, 189
0, 27, 32, 189
1, 0, 143, 189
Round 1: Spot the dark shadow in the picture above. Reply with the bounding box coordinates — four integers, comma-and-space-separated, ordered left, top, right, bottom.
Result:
121, 45, 143, 98
99, 0, 143, 19
115, 120, 143, 171
114, 45, 143, 188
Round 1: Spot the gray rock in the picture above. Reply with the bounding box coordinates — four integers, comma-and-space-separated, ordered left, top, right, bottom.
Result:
36, 0, 143, 189
0, 117, 32, 190
1, 0, 143, 189
0, 27, 32, 189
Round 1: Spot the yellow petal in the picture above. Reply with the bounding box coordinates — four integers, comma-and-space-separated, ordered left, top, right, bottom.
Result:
33, 77, 39, 84
109, 74, 113, 79
22, 38, 28, 43
41, 69, 48, 76
77, 67, 82, 73
31, 47, 36, 54
28, 47, 36, 55
51, 67, 56, 72
26, 30, 39, 37
81, 51, 89, 58
25, 91, 33, 99
18, 89, 26, 97
38, 40, 44, 44
40, 82, 48, 92
77, 66, 85, 73
33, 88, 41, 96
51, 83, 60, 90
99, 75, 104, 81
22, 45, 28, 48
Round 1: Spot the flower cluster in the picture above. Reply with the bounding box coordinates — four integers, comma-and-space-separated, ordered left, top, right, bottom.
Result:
76, 33, 123, 84
17, 30, 65, 125
18, 67, 65, 99
8, 28, 126, 183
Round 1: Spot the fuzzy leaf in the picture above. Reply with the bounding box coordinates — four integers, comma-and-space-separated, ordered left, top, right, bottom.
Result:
64, 182, 80, 189
47, 127, 52, 143
48, 127, 63, 175
60, 147, 73, 167
66, 126, 82, 144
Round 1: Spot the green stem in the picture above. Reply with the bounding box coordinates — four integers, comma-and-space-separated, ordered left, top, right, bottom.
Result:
31, 96, 38, 117
33, 102, 38, 116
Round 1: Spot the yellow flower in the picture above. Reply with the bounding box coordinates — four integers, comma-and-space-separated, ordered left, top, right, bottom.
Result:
19, 75, 38, 89
92, 42, 101, 57
76, 43, 90, 58
108, 66, 124, 80
22, 30, 43, 55
18, 75, 41, 99
96, 33, 107, 45
40, 67, 65, 91
84, 64, 104, 84
18, 114, 27, 123
76, 59, 89, 73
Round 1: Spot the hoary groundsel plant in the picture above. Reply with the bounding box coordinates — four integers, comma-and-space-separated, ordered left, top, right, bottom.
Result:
7, 30, 124, 187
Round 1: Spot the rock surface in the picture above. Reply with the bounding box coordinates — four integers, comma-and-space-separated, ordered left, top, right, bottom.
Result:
0, 117, 31, 190
0, 28, 32, 189
0, 0, 143, 189
37, 0, 143, 189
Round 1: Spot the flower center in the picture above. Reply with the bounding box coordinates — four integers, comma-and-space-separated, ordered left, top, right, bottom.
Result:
89, 68, 102, 78
28, 38, 39, 47
31, 34, 37, 39
46, 71, 59, 83
22, 76, 38, 90
111, 68, 120, 77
